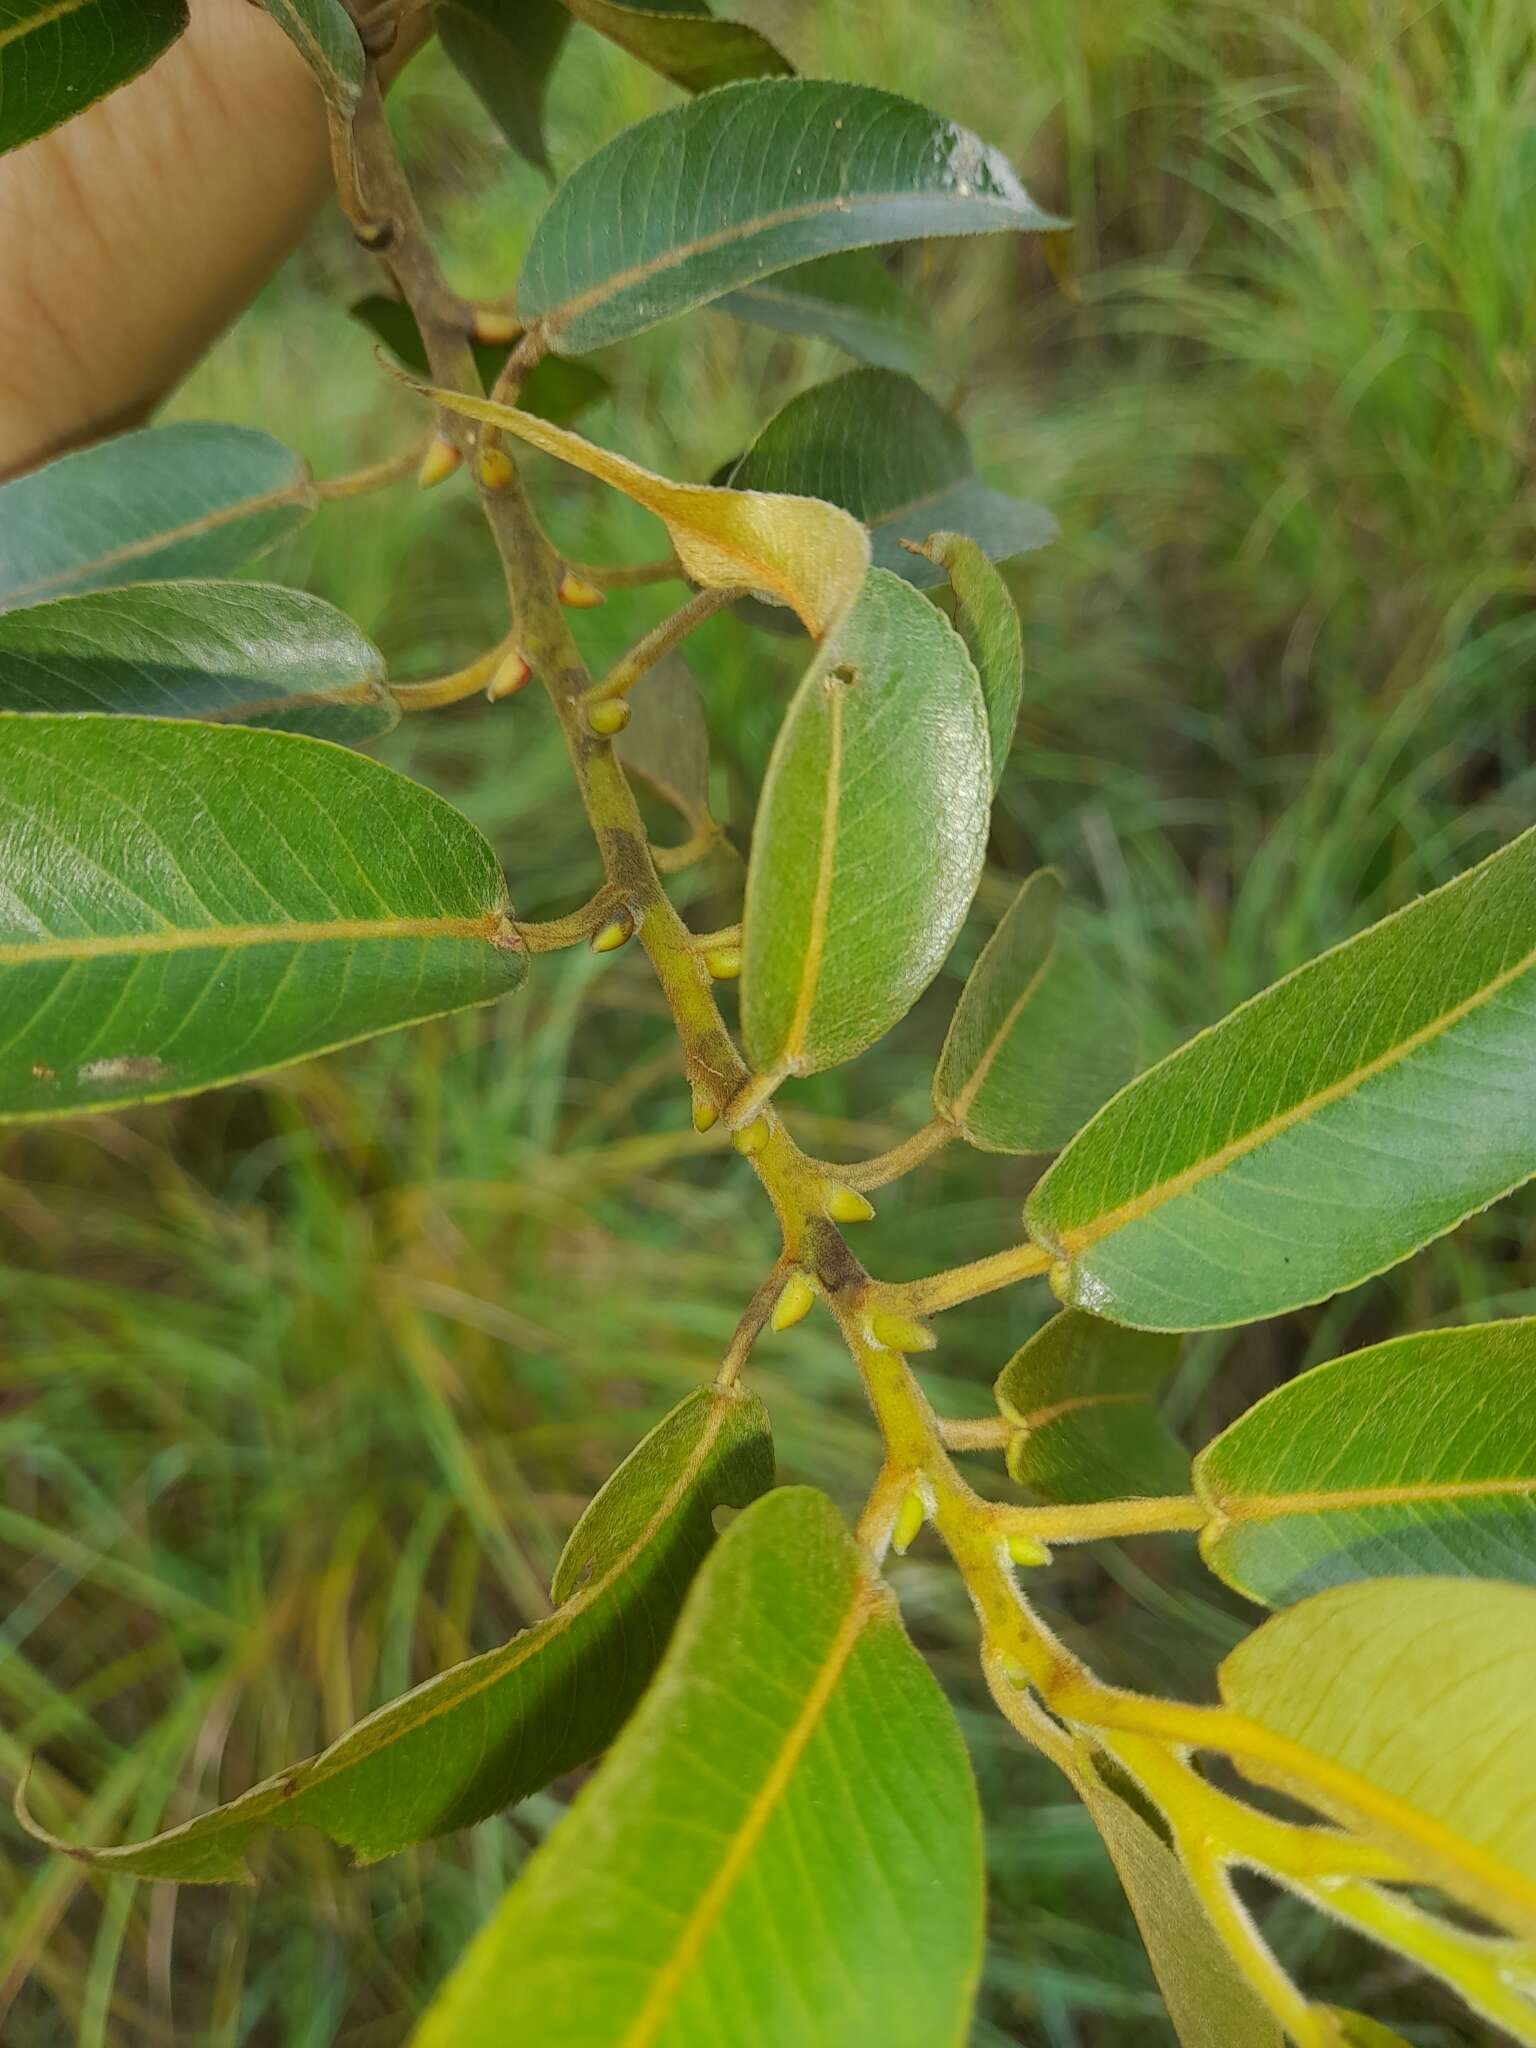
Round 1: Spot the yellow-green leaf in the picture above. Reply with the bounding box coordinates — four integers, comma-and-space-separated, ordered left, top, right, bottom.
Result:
411, 1487, 985, 2048
1220, 1577, 1536, 1938
1195, 1320, 1536, 1606
411, 380, 869, 639
1079, 1767, 1282, 2048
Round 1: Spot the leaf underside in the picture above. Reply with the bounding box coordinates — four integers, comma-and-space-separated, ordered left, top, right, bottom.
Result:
411, 1487, 985, 2048
1028, 827, 1536, 1329
1195, 1319, 1536, 1604
0, 715, 524, 1122
23, 1386, 773, 1877
717, 251, 935, 374
994, 1309, 1187, 1505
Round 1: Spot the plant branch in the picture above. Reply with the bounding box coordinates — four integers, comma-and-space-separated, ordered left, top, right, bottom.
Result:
822, 1115, 956, 1192
582, 587, 744, 710
390, 635, 519, 711
312, 435, 431, 501
513, 888, 626, 955
563, 555, 685, 591
994, 1495, 1209, 1543
900, 1240, 1054, 1314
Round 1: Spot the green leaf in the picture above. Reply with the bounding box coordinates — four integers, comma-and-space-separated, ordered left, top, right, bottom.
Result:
19, 1385, 773, 1877
1027, 827, 1536, 1331
0, 714, 524, 1122
0, 582, 396, 742
912, 531, 1023, 788
994, 1310, 1186, 1505
518, 78, 1063, 355
0, 0, 186, 156
349, 294, 608, 421
728, 369, 1056, 588
1194, 1320, 1536, 1607
436, 0, 569, 172
411, 1487, 984, 2048
1079, 1767, 1283, 2048
718, 251, 935, 374
615, 654, 710, 827
741, 567, 990, 1077
255, 0, 363, 111
1219, 1578, 1536, 1924
0, 422, 314, 613
934, 870, 1139, 1154
560, 0, 790, 95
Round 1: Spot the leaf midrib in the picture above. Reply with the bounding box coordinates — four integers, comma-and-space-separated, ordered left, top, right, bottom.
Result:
0, 0, 96, 52
534, 187, 1024, 341
778, 676, 845, 1068
0, 912, 512, 968
3, 473, 314, 610
618, 1578, 880, 2048
947, 929, 1058, 1127
1203, 1472, 1536, 1530
1046, 936, 1536, 1258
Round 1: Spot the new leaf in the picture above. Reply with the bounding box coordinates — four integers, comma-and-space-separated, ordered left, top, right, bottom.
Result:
411, 1488, 984, 2048
730, 371, 1056, 590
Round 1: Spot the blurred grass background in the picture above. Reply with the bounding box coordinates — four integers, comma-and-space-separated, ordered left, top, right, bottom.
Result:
5, 0, 1535, 2040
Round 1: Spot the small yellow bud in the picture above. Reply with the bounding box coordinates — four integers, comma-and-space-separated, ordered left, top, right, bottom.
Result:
691, 1089, 718, 1134
590, 913, 635, 955
558, 569, 605, 609
477, 444, 515, 491
587, 699, 631, 736
416, 434, 462, 490
703, 945, 742, 981
824, 1183, 875, 1225
486, 649, 533, 701
471, 308, 522, 345
732, 1117, 770, 1157
1048, 1259, 1074, 1307
869, 1311, 935, 1354
771, 1273, 816, 1333
891, 1488, 926, 1556
1005, 1529, 1052, 1569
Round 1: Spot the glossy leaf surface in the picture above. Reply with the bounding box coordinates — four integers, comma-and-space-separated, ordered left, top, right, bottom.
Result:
436, 0, 568, 171
518, 79, 1062, 354
1329, 2017, 1413, 2047
934, 870, 1138, 1154
349, 295, 609, 421
615, 655, 711, 827
914, 531, 1022, 786
741, 568, 989, 1076
728, 369, 1057, 586
1027, 828, 1536, 1329
562, 0, 789, 94
0, 422, 313, 613
256, 0, 362, 109
414, 380, 868, 637
994, 1310, 1186, 1504
0, 715, 523, 1121
412, 1487, 984, 2048
1220, 1578, 1536, 1917
1195, 1320, 1536, 1606
22, 1386, 772, 1876
0, 581, 396, 742
0, 0, 186, 156
718, 251, 934, 373
1080, 1769, 1282, 2048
